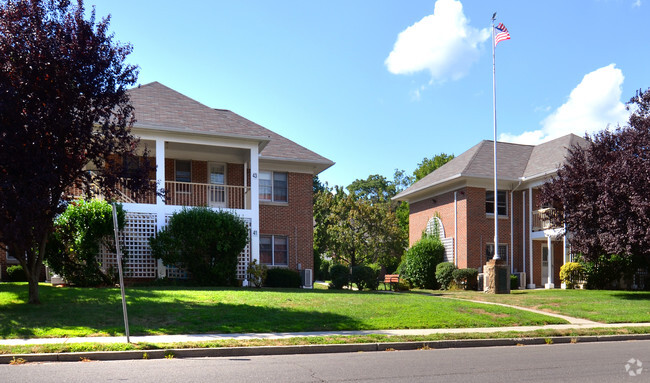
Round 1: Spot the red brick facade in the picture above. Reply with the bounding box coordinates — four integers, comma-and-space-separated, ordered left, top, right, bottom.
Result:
259, 172, 314, 272
409, 186, 565, 287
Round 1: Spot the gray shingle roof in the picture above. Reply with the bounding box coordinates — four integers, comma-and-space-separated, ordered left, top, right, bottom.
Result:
128, 82, 334, 169
394, 133, 587, 201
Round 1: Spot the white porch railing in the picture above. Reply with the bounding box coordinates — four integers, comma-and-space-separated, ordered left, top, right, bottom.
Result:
532, 208, 560, 231
164, 181, 250, 209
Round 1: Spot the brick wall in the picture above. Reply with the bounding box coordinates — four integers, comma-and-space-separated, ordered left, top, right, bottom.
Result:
260, 172, 313, 272
408, 188, 468, 267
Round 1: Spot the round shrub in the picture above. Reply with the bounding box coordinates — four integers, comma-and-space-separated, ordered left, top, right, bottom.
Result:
329, 263, 349, 289
351, 264, 380, 291
560, 262, 585, 289
45, 199, 126, 287
6, 265, 28, 282
264, 268, 302, 288
402, 236, 445, 289
149, 207, 249, 286
436, 262, 456, 290
452, 267, 478, 290
510, 274, 519, 290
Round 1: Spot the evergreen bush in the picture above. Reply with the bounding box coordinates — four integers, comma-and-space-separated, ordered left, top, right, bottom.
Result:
6, 265, 28, 282
149, 207, 248, 286
436, 262, 456, 290
350, 264, 380, 291
452, 267, 478, 290
328, 263, 349, 289
401, 236, 445, 289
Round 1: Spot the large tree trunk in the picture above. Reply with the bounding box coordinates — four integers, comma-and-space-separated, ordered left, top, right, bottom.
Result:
27, 273, 41, 304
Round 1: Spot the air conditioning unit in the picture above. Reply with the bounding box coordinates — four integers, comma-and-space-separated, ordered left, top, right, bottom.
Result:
300, 269, 313, 288
514, 272, 526, 289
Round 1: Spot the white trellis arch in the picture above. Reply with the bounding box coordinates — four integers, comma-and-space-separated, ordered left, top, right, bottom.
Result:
425, 216, 445, 239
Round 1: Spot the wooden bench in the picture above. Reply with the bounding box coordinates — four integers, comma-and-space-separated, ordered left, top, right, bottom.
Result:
381, 274, 400, 291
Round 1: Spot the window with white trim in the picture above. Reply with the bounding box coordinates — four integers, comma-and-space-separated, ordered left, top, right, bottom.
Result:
486, 244, 508, 262
260, 235, 288, 266
175, 160, 191, 182
259, 171, 288, 202
486, 190, 507, 216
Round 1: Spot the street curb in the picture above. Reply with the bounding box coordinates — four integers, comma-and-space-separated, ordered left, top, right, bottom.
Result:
2, 333, 650, 364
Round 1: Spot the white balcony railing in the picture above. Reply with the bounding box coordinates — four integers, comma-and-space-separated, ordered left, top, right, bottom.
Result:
71, 179, 250, 210
532, 208, 560, 232
164, 181, 250, 209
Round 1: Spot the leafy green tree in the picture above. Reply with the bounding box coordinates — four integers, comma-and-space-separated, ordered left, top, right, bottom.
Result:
314, 186, 405, 270
46, 199, 126, 287
413, 153, 455, 181
149, 208, 249, 286
0, 0, 153, 303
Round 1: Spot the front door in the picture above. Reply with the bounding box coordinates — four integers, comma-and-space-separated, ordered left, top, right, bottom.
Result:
208, 163, 226, 208
541, 244, 549, 284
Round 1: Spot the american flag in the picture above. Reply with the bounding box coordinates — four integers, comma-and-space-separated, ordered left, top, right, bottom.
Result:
494, 23, 510, 46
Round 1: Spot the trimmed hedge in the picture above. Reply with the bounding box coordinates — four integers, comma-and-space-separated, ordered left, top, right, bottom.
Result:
329, 263, 349, 289
350, 264, 380, 291
264, 268, 302, 288
452, 268, 479, 290
436, 262, 456, 290
6, 265, 28, 282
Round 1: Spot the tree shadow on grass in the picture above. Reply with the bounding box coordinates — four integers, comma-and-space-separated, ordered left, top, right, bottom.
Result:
610, 291, 650, 301
0, 284, 363, 339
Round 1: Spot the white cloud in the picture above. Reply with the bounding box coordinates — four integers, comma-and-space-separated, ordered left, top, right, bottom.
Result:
385, 0, 490, 83
633, 0, 641, 8
499, 64, 630, 145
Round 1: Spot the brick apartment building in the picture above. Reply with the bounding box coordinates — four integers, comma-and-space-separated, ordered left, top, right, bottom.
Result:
394, 134, 587, 289
1, 82, 333, 284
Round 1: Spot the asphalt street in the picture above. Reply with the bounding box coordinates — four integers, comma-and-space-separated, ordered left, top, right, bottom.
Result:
1, 339, 648, 382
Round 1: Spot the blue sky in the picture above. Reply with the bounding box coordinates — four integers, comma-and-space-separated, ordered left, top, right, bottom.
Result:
89, 0, 650, 188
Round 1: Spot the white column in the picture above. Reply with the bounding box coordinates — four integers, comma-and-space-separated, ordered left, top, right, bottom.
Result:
527, 187, 535, 288
545, 235, 554, 289
249, 146, 260, 264
155, 139, 167, 278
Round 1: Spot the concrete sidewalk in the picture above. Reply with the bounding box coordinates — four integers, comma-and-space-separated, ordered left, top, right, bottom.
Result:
2, 322, 650, 347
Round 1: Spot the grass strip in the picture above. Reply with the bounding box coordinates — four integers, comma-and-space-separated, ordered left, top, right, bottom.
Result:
1, 327, 649, 356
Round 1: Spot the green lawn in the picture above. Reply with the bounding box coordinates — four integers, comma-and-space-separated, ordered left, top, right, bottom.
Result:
0, 283, 565, 339
441, 289, 650, 323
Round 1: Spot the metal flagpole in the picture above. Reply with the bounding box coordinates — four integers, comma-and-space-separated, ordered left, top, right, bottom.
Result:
492, 13, 500, 260
112, 203, 131, 343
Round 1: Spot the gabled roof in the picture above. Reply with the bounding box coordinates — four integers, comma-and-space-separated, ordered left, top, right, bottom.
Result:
128, 82, 334, 171
394, 133, 587, 201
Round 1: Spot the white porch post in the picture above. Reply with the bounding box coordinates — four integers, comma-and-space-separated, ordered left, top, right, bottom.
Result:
527, 187, 535, 288
545, 235, 554, 289
250, 146, 260, 264
155, 139, 167, 278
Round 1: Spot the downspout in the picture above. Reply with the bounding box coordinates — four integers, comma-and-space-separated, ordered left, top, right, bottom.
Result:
510, 190, 514, 274
522, 190, 526, 282
528, 186, 534, 288
454, 191, 458, 267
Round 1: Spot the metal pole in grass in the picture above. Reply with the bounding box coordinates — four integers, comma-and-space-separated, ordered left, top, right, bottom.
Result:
111, 203, 130, 343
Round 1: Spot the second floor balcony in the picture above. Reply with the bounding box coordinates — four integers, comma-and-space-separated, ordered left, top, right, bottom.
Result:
532, 208, 561, 232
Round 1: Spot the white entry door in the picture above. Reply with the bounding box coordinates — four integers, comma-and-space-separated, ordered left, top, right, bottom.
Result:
208, 163, 226, 208
541, 244, 549, 283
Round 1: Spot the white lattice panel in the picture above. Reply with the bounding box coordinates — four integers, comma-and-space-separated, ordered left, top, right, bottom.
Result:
121, 212, 158, 278
237, 219, 252, 280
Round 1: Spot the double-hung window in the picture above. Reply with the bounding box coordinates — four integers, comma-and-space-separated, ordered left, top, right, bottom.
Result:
260, 235, 288, 266
486, 190, 507, 216
259, 171, 288, 202
486, 244, 508, 262
175, 160, 191, 183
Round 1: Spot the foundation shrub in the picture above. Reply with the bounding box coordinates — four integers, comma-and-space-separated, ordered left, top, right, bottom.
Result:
401, 236, 444, 289
453, 268, 478, 290
435, 262, 456, 290
264, 268, 301, 288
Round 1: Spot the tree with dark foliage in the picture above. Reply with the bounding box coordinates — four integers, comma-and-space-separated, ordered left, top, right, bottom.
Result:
0, 0, 153, 303
540, 88, 650, 269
